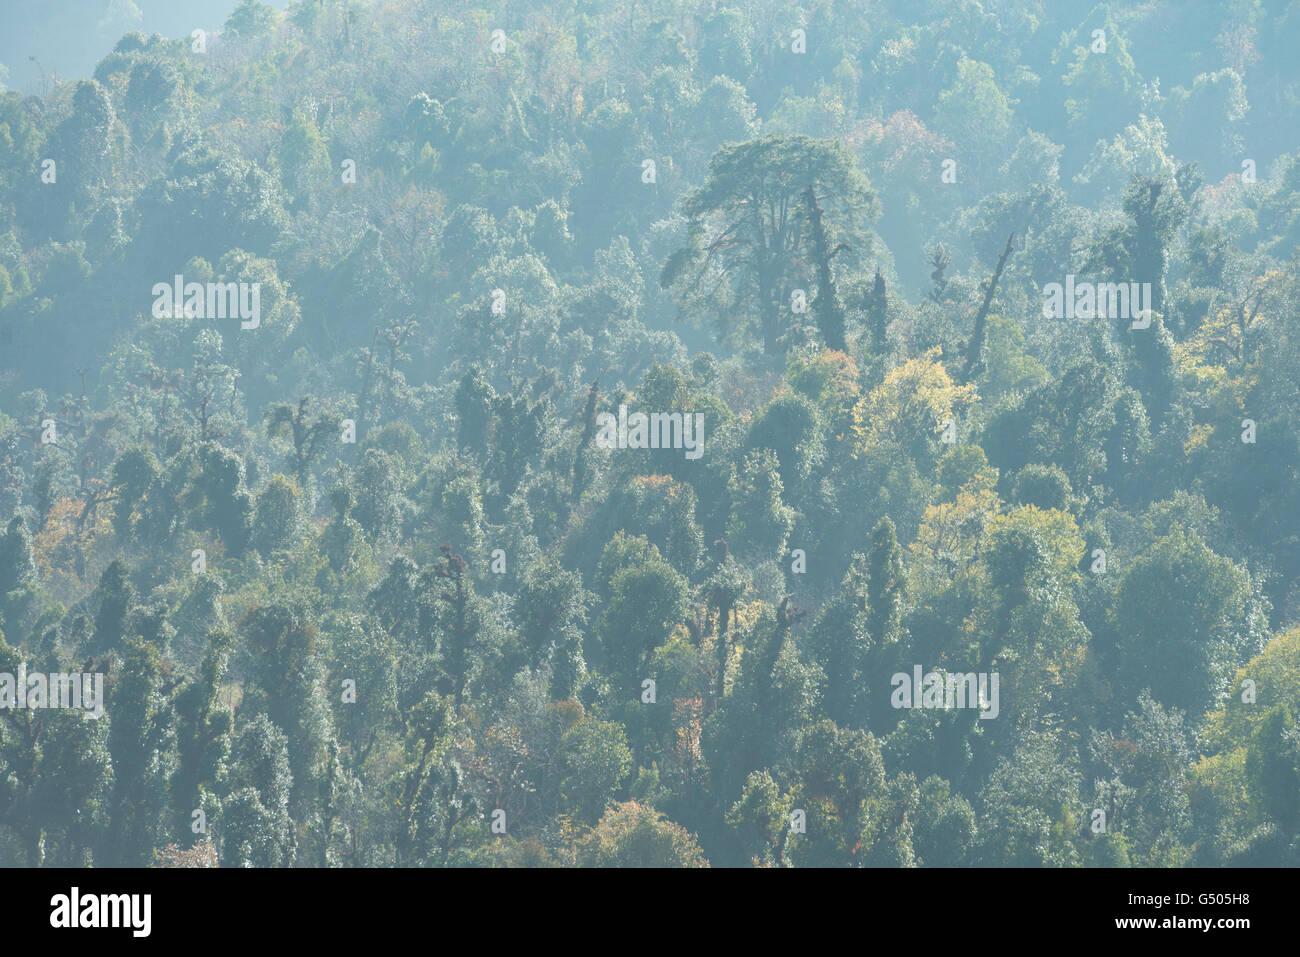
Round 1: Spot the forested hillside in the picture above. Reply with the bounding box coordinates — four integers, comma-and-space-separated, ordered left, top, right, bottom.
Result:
1, 0, 1298, 868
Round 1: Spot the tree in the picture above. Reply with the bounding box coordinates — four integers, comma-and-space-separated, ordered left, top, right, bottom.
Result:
225, 0, 278, 39
240, 601, 331, 818
90, 559, 135, 655
423, 547, 483, 704
963, 233, 1016, 380
0, 517, 36, 633
804, 185, 848, 350
865, 269, 889, 356
110, 447, 160, 543
726, 449, 796, 563
1056, 12, 1142, 146
663, 134, 877, 357
195, 444, 254, 556
264, 397, 341, 488
1113, 529, 1267, 715
576, 801, 708, 867
785, 720, 893, 867
976, 727, 1083, 867
47, 80, 118, 231
1088, 691, 1193, 864
1245, 705, 1300, 840
320, 485, 364, 577
395, 691, 474, 867
222, 715, 295, 868
252, 475, 305, 556
597, 554, 690, 693
935, 57, 1015, 163
866, 517, 905, 651
278, 111, 331, 211
745, 391, 824, 505
726, 770, 792, 866
704, 597, 818, 806
351, 449, 405, 544
0, 631, 113, 865
514, 555, 589, 699
103, 638, 174, 866
559, 717, 632, 824
597, 475, 706, 576
171, 629, 234, 846
912, 776, 976, 866
852, 348, 977, 470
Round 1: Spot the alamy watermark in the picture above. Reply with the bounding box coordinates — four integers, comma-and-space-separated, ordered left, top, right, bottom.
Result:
50, 888, 150, 937
1042, 275, 1151, 327
890, 665, 999, 720
595, 404, 705, 460
0, 661, 105, 720
152, 275, 261, 329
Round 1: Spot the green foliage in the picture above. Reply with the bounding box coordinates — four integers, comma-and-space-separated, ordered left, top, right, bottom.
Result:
0, 0, 1295, 871
576, 801, 708, 867
1113, 529, 1267, 715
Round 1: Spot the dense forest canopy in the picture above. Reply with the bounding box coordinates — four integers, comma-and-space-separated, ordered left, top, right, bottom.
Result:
0, 0, 1298, 868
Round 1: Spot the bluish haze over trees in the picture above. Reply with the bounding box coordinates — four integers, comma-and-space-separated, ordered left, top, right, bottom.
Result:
0, 0, 1298, 868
